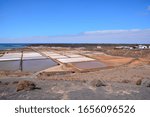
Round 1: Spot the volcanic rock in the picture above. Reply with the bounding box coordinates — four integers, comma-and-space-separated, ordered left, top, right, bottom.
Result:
136, 79, 142, 85
16, 80, 38, 92
91, 80, 106, 87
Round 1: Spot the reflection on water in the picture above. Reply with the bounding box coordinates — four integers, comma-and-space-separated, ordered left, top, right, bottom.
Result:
72, 61, 106, 69
22, 59, 57, 72
0, 59, 57, 72
0, 60, 20, 71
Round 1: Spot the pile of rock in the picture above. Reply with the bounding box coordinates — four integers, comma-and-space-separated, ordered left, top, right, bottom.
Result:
136, 79, 150, 87
16, 80, 41, 92
90, 80, 106, 87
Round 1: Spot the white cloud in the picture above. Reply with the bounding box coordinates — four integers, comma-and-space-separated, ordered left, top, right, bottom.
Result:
0, 29, 150, 44
83, 29, 142, 34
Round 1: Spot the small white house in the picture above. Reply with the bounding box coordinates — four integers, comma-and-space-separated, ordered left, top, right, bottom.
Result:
123, 46, 133, 49
138, 45, 147, 49
115, 46, 133, 49
115, 46, 124, 49
97, 46, 102, 49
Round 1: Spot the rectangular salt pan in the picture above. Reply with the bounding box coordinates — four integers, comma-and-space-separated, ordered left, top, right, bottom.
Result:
0, 60, 20, 71
72, 61, 107, 69
23, 52, 46, 60
42, 52, 68, 59
57, 57, 95, 63
0, 53, 21, 61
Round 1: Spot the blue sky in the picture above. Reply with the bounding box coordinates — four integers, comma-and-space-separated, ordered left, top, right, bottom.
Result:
0, 0, 150, 43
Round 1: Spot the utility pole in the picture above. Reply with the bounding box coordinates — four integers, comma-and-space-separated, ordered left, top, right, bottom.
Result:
20, 51, 23, 71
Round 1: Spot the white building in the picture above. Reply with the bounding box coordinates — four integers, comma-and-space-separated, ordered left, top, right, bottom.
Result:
96, 46, 102, 49
138, 45, 147, 49
115, 46, 133, 49
115, 46, 124, 49
123, 46, 133, 49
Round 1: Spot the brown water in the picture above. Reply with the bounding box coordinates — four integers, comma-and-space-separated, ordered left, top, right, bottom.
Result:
72, 61, 106, 70
0, 60, 20, 71
0, 59, 58, 72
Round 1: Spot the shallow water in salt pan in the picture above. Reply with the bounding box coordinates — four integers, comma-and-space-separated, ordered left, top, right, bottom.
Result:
22, 59, 57, 72
72, 61, 106, 69
0, 60, 20, 71
0, 59, 58, 72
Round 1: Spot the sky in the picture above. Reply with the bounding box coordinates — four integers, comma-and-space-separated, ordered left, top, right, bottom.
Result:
0, 0, 150, 43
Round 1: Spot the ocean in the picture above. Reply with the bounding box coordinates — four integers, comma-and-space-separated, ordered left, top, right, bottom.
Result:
0, 44, 29, 50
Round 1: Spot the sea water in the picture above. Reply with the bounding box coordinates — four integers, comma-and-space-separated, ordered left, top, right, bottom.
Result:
0, 43, 29, 50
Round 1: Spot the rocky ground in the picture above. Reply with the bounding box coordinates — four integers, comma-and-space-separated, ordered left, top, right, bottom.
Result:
0, 64, 150, 100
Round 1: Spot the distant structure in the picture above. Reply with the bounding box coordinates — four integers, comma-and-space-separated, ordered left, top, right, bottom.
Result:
115, 46, 133, 50
96, 46, 102, 49
123, 46, 133, 49
138, 45, 147, 49
115, 45, 150, 50
114, 46, 123, 49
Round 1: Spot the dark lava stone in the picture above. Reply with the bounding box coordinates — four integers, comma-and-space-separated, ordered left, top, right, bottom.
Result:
136, 79, 142, 85
16, 80, 37, 92
91, 80, 106, 87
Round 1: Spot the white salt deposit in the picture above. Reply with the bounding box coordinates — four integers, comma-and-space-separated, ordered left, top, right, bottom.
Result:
23, 52, 46, 60
0, 53, 21, 61
57, 57, 95, 63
